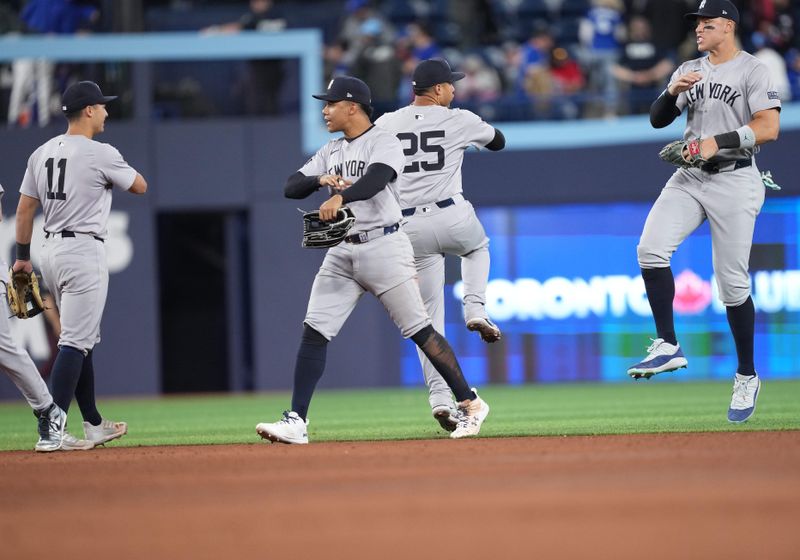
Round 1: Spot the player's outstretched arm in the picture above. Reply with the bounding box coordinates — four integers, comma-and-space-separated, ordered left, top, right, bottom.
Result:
129, 173, 148, 194
485, 128, 506, 151
284, 172, 323, 199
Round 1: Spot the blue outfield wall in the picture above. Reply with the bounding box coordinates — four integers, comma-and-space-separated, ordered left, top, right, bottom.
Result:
0, 117, 797, 398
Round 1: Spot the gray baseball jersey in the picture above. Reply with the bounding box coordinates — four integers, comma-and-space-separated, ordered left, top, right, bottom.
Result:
299, 126, 405, 233
0, 182, 53, 412
672, 51, 781, 160
20, 134, 137, 351
639, 51, 781, 307
376, 105, 496, 413
375, 105, 495, 207
299, 126, 431, 341
19, 135, 137, 238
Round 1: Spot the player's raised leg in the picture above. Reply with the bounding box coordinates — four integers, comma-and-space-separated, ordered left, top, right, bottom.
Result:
629, 182, 703, 379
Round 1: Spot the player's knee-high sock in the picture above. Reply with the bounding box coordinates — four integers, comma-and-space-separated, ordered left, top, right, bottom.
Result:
411, 325, 476, 403
290, 325, 328, 420
74, 350, 102, 425
50, 346, 85, 413
641, 267, 677, 345
726, 296, 756, 376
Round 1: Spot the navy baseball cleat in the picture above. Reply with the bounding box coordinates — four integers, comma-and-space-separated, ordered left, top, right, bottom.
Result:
627, 338, 688, 380
728, 373, 761, 423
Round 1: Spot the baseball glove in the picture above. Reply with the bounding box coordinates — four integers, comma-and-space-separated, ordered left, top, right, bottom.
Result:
302, 207, 356, 248
659, 139, 708, 169
6, 269, 45, 319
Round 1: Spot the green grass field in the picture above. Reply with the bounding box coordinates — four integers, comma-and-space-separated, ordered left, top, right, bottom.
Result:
1, 380, 799, 451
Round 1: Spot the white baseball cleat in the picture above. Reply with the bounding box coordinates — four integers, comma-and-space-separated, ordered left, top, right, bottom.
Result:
256, 411, 309, 444
466, 317, 501, 343
34, 404, 94, 452
83, 419, 128, 445
451, 389, 490, 439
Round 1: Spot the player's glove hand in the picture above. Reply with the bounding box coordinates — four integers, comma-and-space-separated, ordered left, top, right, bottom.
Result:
301, 207, 356, 248
6, 268, 45, 319
658, 139, 709, 169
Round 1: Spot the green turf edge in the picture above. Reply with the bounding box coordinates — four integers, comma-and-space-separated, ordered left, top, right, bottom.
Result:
0, 380, 798, 451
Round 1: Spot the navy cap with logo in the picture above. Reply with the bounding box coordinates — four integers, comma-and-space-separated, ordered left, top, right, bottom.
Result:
312, 76, 372, 105
412, 58, 465, 89
685, 0, 739, 24
61, 81, 117, 113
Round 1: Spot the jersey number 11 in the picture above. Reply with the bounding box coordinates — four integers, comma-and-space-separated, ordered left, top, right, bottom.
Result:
45, 157, 67, 200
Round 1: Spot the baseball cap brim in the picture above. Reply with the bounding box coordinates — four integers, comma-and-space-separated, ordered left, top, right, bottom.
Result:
450, 72, 466, 82
312, 93, 344, 101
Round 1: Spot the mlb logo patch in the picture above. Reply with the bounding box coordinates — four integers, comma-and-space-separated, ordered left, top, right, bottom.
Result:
414, 114, 424, 120
767, 91, 780, 100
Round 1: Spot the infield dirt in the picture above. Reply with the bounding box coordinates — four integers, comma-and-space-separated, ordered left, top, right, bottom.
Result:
1, 431, 798, 560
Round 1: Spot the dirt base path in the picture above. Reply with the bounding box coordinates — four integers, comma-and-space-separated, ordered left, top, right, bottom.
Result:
2, 432, 799, 560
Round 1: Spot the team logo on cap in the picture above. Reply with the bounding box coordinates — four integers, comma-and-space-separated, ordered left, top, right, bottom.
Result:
346, 92, 353, 98
699, 0, 706, 8
328, 79, 334, 89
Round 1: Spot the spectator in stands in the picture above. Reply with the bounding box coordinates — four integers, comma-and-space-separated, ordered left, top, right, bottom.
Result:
447, 0, 499, 48
578, 0, 626, 118
396, 22, 442, 104
350, 17, 402, 117
612, 16, 674, 114
337, 0, 394, 70
786, 48, 800, 100
516, 24, 554, 97
202, 0, 286, 116
455, 54, 502, 103
624, 0, 690, 58
8, 0, 98, 127
752, 31, 792, 101
524, 46, 585, 120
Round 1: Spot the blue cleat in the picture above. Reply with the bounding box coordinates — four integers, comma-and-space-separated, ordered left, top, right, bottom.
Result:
728, 373, 761, 423
627, 338, 688, 380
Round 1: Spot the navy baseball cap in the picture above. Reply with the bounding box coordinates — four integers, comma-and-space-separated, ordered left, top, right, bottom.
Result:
312, 76, 372, 105
61, 81, 117, 113
685, 0, 739, 24
412, 58, 465, 89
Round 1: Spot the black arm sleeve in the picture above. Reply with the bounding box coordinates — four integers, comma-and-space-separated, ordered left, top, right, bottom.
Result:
649, 90, 682, 129
340, 163, 396, 203
484, 128, 506, 151
284, 171, 321, 199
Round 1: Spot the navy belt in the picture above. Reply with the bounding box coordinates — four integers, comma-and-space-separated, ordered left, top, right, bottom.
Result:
46, 230, 104, 243
344, 223, 400, 245
700, 158, 751, 174
401, 197, 456, 217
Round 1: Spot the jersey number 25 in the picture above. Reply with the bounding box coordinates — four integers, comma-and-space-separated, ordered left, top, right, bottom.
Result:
397, 130, 445, 173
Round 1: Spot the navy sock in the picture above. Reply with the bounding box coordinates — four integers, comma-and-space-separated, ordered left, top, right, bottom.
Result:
411, 325, 475, 402
726, 297, 756, 376
641, 267, 677, 345
290, 325, 328, 420
74, 350, 102, 425
50, 346, 85, 414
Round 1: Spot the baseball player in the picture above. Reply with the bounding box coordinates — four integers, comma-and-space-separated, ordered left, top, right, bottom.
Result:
374, 58, 506, 431
13, 81, 148, 446
627, 0, 781, 423
255, 76, 490, 444
0, 182, 93, 452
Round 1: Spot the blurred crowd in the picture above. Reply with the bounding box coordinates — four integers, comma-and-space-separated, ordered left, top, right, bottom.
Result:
2, 0, 799, 126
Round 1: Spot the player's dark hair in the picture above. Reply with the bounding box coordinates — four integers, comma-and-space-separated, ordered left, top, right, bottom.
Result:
413, 85, 434, 97
65, 109, 84, 122
358, 102, 374, 119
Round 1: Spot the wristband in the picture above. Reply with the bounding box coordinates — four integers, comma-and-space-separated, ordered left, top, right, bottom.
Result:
736, 125, 756, 149
16, 242, 31, 261
714, 126, 756, 150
